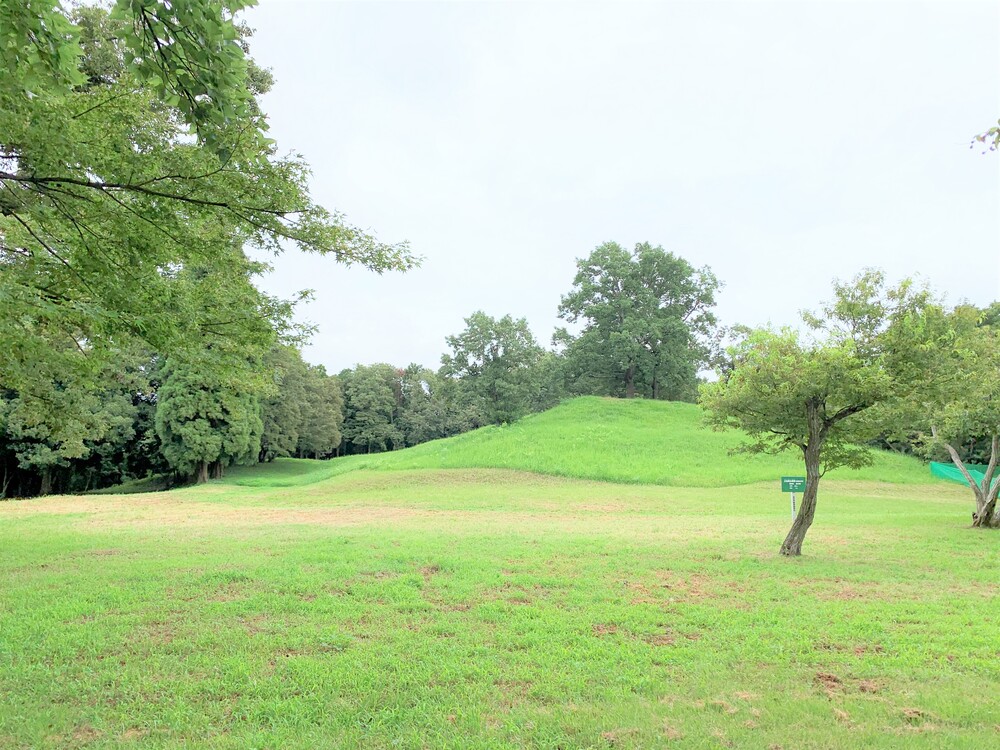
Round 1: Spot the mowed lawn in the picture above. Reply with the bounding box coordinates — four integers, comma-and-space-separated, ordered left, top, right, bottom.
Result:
2, 467, 998, 749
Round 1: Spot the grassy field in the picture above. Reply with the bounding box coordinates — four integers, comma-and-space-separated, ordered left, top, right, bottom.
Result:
2, 399, 997, 749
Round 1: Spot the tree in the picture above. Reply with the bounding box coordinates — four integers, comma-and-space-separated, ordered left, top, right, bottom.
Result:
259, 345, 310, 461
441, 312, 545, 425
973, 119, 1000, 152
154, 356, 263, 483
1, 369, 136, 496
296, 365, 344, 458
397, 365, 479, 446
902, 305, 1000, 527
701, 270, 932, 556
340, 364, 402, 454
557, 242, 719, 400
1, 3, 415, 432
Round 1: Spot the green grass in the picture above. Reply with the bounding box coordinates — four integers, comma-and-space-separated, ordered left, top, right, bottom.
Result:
228, 397, 930, 488
1, 399, 992, 749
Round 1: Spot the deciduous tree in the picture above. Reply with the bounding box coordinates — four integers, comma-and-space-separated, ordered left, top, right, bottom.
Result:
557, 242, 718, 400
701, 271, 932, 556
1, 3, 414, 431
340, 364, 402, 454
296, 365, 344, 459
902, 306, 1000, 527
441, 312, 545, 425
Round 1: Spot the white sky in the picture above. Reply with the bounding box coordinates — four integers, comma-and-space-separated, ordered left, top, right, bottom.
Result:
246, 0, 1000, 373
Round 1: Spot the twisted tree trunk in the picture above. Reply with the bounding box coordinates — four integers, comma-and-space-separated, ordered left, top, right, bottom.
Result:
936, 429, 1000, 528
780, 400, 825, 556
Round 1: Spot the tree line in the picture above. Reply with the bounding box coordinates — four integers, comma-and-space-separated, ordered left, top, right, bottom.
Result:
1, 237, 724, 495
1, 3, 408, 495
4, 2, 998, 557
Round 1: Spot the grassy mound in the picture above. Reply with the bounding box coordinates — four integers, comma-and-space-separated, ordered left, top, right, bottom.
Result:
227, 397, 928, 488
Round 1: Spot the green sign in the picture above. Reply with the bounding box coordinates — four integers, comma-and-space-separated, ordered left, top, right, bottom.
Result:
781, 476, 806, 493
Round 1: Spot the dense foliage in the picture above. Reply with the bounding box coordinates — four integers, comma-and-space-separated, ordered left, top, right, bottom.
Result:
0, 2, 409, 494
702, 271, 944, 555
556, 242, 720, 401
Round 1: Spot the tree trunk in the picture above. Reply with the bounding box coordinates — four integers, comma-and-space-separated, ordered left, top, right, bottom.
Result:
974, 434, 1000, 527
209, 461, 224, 479
195, 461, 209, 484
780, 401, 824, 556
938, 429, 1000, 528
625, 365, 636, 399
39, 468, 53, 496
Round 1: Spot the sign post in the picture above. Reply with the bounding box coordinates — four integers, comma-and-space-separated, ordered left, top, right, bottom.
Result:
781, 476, 806, 520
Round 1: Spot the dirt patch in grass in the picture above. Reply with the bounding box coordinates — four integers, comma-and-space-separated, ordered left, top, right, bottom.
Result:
661, 722, 683, 740
493, 679, 531, 710
72, 724, 102, 742
645, 633, 676, 646
657, 572, 714, 601
3, 494, 733, 541
601, 728, 639, 744
143, 620, 176, 646
857, 679, 881, 694
815, 672, 843, 698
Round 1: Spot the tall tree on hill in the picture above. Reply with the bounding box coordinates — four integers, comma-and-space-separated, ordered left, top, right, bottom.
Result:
701, 270, 934, 556
556, 242, 719, 401
441, 312, 546, 425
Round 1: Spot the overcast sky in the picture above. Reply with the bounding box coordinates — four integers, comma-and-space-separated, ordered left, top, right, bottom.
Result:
245, 0, 1000, 373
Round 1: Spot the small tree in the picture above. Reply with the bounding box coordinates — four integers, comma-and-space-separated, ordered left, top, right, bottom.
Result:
905, 306, 1000, 527
701, 271, 931, 556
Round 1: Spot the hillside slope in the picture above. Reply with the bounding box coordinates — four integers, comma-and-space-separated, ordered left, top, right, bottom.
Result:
226, 397, 929, 488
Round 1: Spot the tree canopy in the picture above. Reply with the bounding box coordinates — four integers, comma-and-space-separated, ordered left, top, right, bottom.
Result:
897, 305, 1000, 526
1, 1, 415, 435
441, 312, 547, 425
701, 271, 933, 555
557, 242, 719, 401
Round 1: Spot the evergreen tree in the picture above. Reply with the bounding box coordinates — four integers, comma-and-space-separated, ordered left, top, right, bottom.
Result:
155, 357, 263, 483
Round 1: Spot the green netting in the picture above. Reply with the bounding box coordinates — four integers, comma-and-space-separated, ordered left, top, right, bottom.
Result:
929, 461, 998, 487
